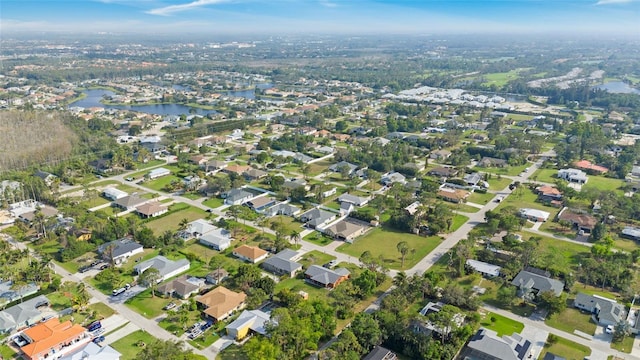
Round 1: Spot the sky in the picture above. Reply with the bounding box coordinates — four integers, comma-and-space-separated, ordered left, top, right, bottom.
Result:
1, 0, 639, 36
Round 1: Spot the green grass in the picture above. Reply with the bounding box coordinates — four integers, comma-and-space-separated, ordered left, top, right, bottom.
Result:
80, 196, 111, 208
182, 192, 203, 200
202, 197, 224, 209
611, 335, 635, 353
531, 168, 559, 183
0, 344, 18, 359
337, 227, 441, 270
303, 232, 334, 246
450, 214, 469, 232
545, 307, 597, 335
110, 330, 158, 360
188, 329, 220, 349
298, 250, 336, 268
445, 203, 480, 213
480, 69, 525, 87
268, 216, 303, 234
145, 204, 209, 236
539, 334, 592, 360
142, 175, 182, 192
275, 278, 334, 302
479, 311, 524, 336
613, 236, 639, 252
115, 184, 139, 193
486, 177, 514, 191
474, 163, 529, 176
496, 188, 561, 215
468, 191, 497, 205
135, 159, 165, 169
126, 289, 175, 318
582, 176, 625, 194
91, 179, 121, 187
217, 344, 249, 360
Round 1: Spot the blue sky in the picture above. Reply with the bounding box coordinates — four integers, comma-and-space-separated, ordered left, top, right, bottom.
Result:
1, 0, 638, 35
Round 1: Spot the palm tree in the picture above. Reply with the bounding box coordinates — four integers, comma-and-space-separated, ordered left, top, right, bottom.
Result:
73, 283, 90, 311
290, 230, 301, 246
393, 272, 408, 287
139, 268, 161, 298
397, 241, 410, 268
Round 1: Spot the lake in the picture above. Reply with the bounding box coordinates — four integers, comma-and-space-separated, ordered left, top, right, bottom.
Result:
70, 89, 217, 116
594, 81, 640, 95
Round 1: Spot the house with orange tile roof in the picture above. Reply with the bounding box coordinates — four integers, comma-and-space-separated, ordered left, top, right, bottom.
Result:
18, 318, 90, 360
574, 160, 609, 174
196, 286, 247, 322
232, 245, 269, 263
222, 164, 251, 176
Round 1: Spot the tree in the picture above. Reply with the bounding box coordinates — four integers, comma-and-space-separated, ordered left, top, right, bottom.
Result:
353, 269, 377, 298
244, 337, 281, 360
290, 230, 301, 246
72, 283, 90, 311
177, 305, 190, 330
496, 286, 516, 307
209, 256, 224, 284
350, 313, 383, 352
613, 320, 632, 343
538, 291, 567, 316
138, 339, 197, 360
397, 241, 410, 268
139, 267, 161, 298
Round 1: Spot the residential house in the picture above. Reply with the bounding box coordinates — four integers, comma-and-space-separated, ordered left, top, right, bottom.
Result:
322, 187, 337, 198
574, 160, 609, 174
329, 161, 358, 176
112, 194, 147, 211
0, 295, 50, 334
18, 318, 91, 360
535, 185, 563, 203
478, 157, 508, 168
189, 155, 208, 166
245, 196, 276, 212
0, 281, 39, 305
196, 286, 246, 322
264, 203, 301, 217
363, 346, 398, 360
182, 219, 217, 239
98, 238, 143, 266
34, 171, 57, 187
574, 292, 625, 326
461, 328, 533, 360
463, 173, 483, 187
304, 265, 350, 289
428, 166, 458, 178
18, 206, 59, 225
243, 168, 268, 181
337, 193, 369, 207
133, 256, 190, 283
511, 270, 564, 297
199, 228, 232, 251
102, 187, 128, 201
283, 178, 308, 191
404, 201, 421, 216
156, 276, 204, 299
466, 259, 501, 277
233, 245, 269, 263
333, 133, 350, 142
147, 167, 171, 180
135, 202, 168, 218
415, 301, 465, 338
223, 188, 253, 206
542, 353, 566, 360
261, 249, 303, 278
557, 168, 588, 184
437, 188, 469, 203
324, 220, 368, 243
203, 160, 227, 173
206, 269, 229, 285
72, 228, 92, 242
222, 164, 251, 176
557, 208, 597, 234
299, 208, 337, 229
381, 172, 407, 186
339, 202, 354, 216
430, 149, 451, 161
59, 342, 121, 360
225, 309, 274, 340
519, 208, 550, 222
621, 226, 640, 241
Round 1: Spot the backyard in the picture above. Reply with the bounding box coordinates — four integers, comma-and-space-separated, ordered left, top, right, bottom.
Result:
145, 204, 209, 236
337, 227, 441, 270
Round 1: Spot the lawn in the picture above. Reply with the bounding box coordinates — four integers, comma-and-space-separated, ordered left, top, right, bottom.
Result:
110, 330, 158, 360
298, 250, 336, 268
583, 176, 625, 194
115, 184, 139, 193
613, 236, 639, 252
480, 70, 523, 87
0, 344, 17, 359
135, 159, 165, 169
479, 311, 524, 336
486, 176, 513, 191
275, 277, 334, 302
538, 220, 577, 239
182, 192, 203, 200
268, 216, 303, 234
142, 175, 182, 192
202, 197, 224, 209
539, 334, 592, 360
531, 168, 558, 183
126, 289, 174, 318
545, 307, 597, 335
444, 202, 480, 213
611, 335, 635, 353
217, 344, 249, 360
337, 227, 441, 270
468, 191, 496, 205
303, 231, 334, 246
145, 204, 209, 236
474, 163, 529, 176
80, 196, 111, 208
496, 188, 561, 215
450, 214, 469, 232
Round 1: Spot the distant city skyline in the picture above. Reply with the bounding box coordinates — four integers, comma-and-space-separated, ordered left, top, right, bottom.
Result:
2, 0, 639, 36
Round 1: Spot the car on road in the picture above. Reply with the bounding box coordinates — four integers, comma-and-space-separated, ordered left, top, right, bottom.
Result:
79, 266, 91, 273
99, 264, 109, 270
125, 177, 133, 181
605, 324, 614, 334
494, 196, 503, 203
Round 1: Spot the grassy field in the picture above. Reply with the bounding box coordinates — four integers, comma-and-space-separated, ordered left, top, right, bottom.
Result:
582, 176, 625, 194
80, 196, 111, 208
298, 250, 336, 268
142, 175, 182, 192
0, 344, 17, 359
202, 197, 224, 209
486, 177, 513, 190
337, 227, 441, 270
474, 163, 529, 176
145, 204, 209, 236
110, 330, 159, 360
480, 70, 523, 87
91, 179, 121, 188
479, 311, 524, 336
531, 168, 559, 183
496, 187, 561, 215
268, 216, 303, 234
611, 335, 635, 353
451, 214, 469, 232
303, 231, 334, 246
468, 191, 496, 205
126, 289, 175, 318
546, 307, 597, 335
539, 334, 592, 360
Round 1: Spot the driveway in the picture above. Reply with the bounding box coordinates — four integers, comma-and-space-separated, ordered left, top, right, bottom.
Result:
107, 285, 146, 305
520, 324, 548, 359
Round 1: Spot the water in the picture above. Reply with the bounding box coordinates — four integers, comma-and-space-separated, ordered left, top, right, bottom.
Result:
70, 89, 217, 116
594, 81, 640, 95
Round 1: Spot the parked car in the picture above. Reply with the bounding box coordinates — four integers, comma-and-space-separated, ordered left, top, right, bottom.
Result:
163, 302, 177, 311
112, 287, 126, 296
125, 177, 133, 181
605, 325, 614, 334
99, 264, 109, 270
88, 321, 102, 332
92, 336, 105, 343
323, 260, 339, 269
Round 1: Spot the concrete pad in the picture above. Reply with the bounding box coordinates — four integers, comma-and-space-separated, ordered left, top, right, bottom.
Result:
103, 322, 139, 344
520, 324, 548, 359
211, 335, 235, 352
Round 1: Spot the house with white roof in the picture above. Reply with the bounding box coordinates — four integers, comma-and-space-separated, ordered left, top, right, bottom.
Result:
102, 187, 128, 201
199, 228, 232, 251
557, 168, 588, 184
519, 208, 550, 222
147, 167, 171, 180
466, 259, 501, 277
133, 256, 190, 283
225, 309, 274, 340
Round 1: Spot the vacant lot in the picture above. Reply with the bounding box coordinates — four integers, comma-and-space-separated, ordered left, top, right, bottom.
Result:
474, 163, 529, 176
479, 311, 524, 336
538, 334, 591, 360
467, 191, 495, 205
337, 227, 441, 270
110, 330, 160, 360
202, 197, 224, 209
531, 168, 557, 183
583, 176, 625, 194
126, 289, 174, 318
145, 204, 209, 235
546, 307, 596, 335
143, 175, 182, 192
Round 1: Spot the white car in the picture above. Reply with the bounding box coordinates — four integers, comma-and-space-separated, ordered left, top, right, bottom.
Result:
605, 325, 614, 334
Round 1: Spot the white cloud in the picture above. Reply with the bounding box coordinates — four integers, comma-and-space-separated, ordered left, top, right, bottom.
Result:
319, 0, 338, 8
596, 0, 636, 5
147, 0, 230, 16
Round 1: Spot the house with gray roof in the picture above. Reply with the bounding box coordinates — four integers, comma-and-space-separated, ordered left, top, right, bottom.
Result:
462, 328, 533, 360
264, 203, 301, 217
0, 281, 39, 305
466, 259, 501, 277
147, 167, 171, 179
59, 342, 121, 360
0, 295, 50, 334
574, 292, 625, 326
381, 172, 406, 186
133, 256, 190, 283
621, 226, 640, 241
112, 194, 148, 211
223, 188, 253, 205
98, 237, 143, 266
511, 270, 564, 297
299, 208, 336, 229
338, 193, 369, 207
329, 161, 358, 175
199, 228, 232, 251
261, 249, 303, 278
304, 265, 350, 289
